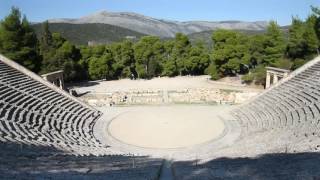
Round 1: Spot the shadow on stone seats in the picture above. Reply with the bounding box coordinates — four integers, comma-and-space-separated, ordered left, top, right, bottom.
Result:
0, 142, 163, 179
172, 152, 320, 179
73, 90, 90, 97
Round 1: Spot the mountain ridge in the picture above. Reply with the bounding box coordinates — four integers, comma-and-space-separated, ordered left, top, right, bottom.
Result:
47, 11, 270, 37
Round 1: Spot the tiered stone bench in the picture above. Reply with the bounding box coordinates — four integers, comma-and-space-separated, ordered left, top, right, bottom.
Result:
232, 57, 320, 142
0, 60, 106, 154
0, 55, 164, 179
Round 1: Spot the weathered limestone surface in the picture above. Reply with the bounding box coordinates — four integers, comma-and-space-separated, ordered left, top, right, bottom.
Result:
79, 88, 254, 106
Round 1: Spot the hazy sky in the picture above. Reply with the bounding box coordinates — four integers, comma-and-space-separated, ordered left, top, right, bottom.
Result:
1, 0, 320, 25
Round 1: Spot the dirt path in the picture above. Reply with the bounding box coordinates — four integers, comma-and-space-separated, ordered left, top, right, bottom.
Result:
71, 75, 263, 93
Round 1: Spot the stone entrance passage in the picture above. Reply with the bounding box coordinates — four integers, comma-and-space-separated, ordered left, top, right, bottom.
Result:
265, 67, 290, 89
41, 70, 65, 90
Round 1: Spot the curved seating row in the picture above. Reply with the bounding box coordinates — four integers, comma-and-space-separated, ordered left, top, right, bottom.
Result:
0, 60, 105, 155
232, 57, 320, 142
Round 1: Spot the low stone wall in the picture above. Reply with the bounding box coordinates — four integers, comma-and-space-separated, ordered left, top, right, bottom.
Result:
234, 92, 260, 104
78, 88, 259, 106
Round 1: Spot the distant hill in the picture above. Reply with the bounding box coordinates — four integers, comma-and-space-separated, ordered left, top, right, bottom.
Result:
31, 23, 146, 45
48, 11, 270, 38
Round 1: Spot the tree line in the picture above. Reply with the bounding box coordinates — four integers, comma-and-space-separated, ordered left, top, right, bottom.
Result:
0, 7, 319, 85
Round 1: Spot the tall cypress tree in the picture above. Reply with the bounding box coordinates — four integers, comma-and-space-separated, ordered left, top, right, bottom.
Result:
40, 21, 53, 55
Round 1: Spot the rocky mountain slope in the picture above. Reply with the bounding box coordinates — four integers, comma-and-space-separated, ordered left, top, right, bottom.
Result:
48, 11, 269, 37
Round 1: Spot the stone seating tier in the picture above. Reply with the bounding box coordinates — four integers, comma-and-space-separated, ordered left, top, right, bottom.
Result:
0, 60, 104, 155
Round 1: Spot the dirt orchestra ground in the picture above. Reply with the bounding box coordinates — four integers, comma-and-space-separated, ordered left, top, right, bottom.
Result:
107, 105, 226, 149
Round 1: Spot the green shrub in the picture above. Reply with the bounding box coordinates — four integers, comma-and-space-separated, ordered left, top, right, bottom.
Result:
205, 63, 220, 80
242, 73, 254, 84
292, 58, 307, 70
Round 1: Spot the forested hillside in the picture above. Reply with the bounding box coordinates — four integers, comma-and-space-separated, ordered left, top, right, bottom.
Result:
31, 23, 146, 45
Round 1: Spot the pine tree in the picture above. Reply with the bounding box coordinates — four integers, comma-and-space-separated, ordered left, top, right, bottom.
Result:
110, 40, 135, 78
311, 6, 320, 43
248, 34, 266, 67
211, 29, 250, 76
185, 41, 210, 75
287, 17, 305, 59
172, 33, 191, 75
88, 57, 107, 80
262, 21, 286, 66
161, 40, 178, 77
0, 7, 40, 72
303, 16, 319, 57
134, 36, 162, 78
